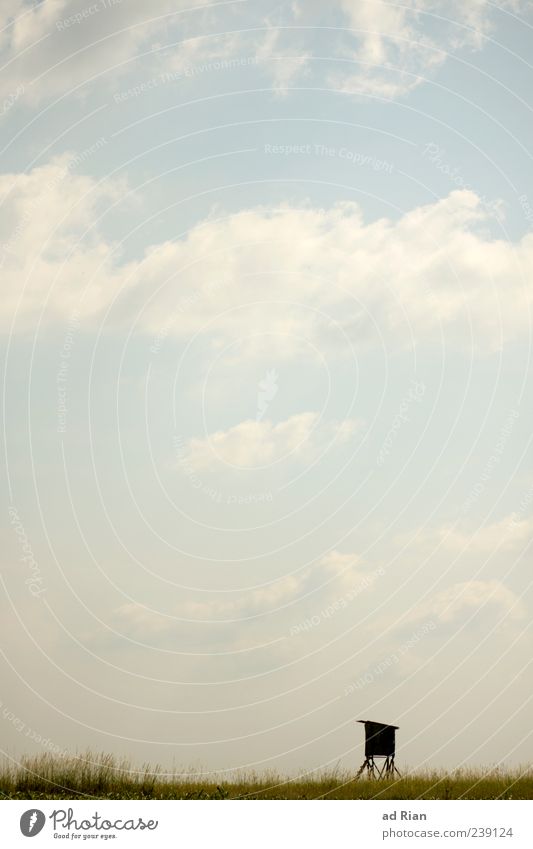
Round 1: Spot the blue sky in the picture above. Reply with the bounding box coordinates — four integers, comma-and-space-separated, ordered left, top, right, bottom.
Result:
1, 0, 533, 776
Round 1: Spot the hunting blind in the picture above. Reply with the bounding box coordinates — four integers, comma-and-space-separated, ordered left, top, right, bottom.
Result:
356, 720, 401, 779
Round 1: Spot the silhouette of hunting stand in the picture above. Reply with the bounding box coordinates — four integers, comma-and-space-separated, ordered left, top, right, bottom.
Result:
355, 720, 401, 779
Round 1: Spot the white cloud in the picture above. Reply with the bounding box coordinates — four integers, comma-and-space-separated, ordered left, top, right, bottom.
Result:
415, 579, 525, 624
251, 23, 310, 94
181, 412, 359, 470
0, 0, 207, 101
165, 0, 530, 101
399, 516, 533, 556
314, 0, 525, 98
330, 0, 438, 97
0, 156, 124, 331
161, 20, 310, 95
1, 0, 308, 104
120, 192, 533, 353
2, 158, 532, 350
317, 548, 369, 595
115, 548, 367, 635
1, 0, 527, 103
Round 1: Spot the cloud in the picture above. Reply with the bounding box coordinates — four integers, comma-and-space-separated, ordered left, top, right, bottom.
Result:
317, 548, 370, 595
1, 0, 308, 104
114, 548, 367, 636
1, 0, 527, 104
257, 0, 529, 99
106, 192, 533, 353
161, 20, 310, 95
325, 0, 442, 97
0, 0, 208, 102
2, 157, 532, 350
180, 413, 359, 471
414, 579, 526, 624
251, 21, 310, 94
0, 156, 124, 331
304, 0, 526, 98
399, 516, 533, 556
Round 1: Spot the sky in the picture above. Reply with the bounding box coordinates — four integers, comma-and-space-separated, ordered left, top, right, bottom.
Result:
1, 0, 532, 778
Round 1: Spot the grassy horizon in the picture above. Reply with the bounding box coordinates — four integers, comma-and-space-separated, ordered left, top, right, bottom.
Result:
0, 752, 531, 800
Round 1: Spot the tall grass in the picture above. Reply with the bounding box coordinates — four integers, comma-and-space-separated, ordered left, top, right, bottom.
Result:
1, 752, 531, 799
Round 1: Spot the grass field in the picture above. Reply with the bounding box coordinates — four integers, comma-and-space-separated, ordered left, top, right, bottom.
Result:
1, 753, 531, 799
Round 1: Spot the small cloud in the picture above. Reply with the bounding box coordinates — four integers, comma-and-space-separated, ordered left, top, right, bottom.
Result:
413, 580, 525, 625
181, 413, 360, 471
114, 548, 369, 637
399, 516, 533, 556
